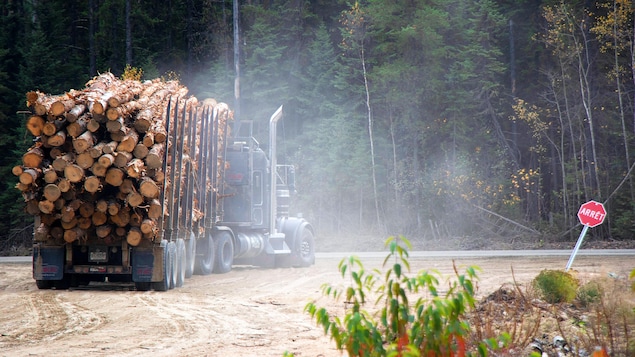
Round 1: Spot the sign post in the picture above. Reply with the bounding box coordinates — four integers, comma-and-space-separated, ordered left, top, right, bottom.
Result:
565, 200, 606, 271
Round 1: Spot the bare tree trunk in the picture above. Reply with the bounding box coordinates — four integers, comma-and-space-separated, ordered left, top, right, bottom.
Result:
125, 0, 132, 65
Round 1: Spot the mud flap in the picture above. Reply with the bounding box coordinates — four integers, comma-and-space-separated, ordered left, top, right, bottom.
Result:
33, 244, 64, 281
131, 248, 154, 283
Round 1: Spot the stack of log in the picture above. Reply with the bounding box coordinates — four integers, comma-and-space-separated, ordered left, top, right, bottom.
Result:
14, 72, 231, 247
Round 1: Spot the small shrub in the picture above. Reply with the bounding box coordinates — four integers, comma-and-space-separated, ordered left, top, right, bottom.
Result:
577, 281, 602, 307
305, 236, 508, 357
532, 269, 578, 304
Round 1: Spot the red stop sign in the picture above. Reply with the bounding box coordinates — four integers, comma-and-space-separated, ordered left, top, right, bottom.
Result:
577, 200, 606, 227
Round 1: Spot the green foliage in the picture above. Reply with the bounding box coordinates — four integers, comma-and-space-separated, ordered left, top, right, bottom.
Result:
576, 281, 602, 308
305, 236, 508, 356
532, 270, 579, 304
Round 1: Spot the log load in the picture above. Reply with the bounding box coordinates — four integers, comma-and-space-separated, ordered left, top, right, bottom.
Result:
16, 72, 231, 245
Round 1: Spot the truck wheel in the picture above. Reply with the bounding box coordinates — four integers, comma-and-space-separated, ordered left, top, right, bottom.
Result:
153, 240, 170, 291
168, 241, 177, 289
213, 231, 234, 274
35, 280, 53, 290
194, 231, 215, 275
134, 282, 151, 291
185, 232, 196, 278
175, 239, 186, 287
295, 228, 315, 267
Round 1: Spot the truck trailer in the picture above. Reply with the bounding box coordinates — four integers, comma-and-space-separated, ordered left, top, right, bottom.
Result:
18, 73, 315, 291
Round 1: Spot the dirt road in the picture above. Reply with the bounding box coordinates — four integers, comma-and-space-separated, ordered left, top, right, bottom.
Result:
0, 254, 632, 357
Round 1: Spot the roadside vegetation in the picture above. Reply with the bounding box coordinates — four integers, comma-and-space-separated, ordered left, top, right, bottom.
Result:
289, 237, 635, 357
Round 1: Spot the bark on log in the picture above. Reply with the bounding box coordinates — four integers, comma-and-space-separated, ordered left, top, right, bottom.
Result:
114, 151, 133, 168
23, 146, 45, 168
45, 130, 67, 147
145, 143, 164, 169
42, 118, 67, 136
19, 168, 40, 185
52, 153, 75, 172
116, 130, 139, 153
65, 104, 86, 122
34, 222, 50, 242
126, 158, 145, 179
89, 141, 106, 159
133, 143, 149, 159
73, 131, 95, 153
66, 115, 88, 138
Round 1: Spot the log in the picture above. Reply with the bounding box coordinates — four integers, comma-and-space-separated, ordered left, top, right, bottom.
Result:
133, 143, 149, 159
120, 179, 135, 194
61, 205, 76, 223
38, 200, 55, 214
76, 152, 94, 169
90, 162, 107, 177
96, 225, 112, 238
102, 141, 118, 154
19, 168, 40, 185
26, 200, 41, 215
114, 151, 133, 168
45, 130, 67, 147
50, 226, 64, 240
65, 104, 86, 122
79, 201, 95, 218
64, 164, 85, 183
58, 178, 71, 193
145, 143, 164, 169
106, 116, 125, 133
91, 211, 108, 226
12, 165, 23, 176
88, 141, 106, 158
130, 211, 142, 227
26, 115, 45, 136
87, 117, 101, 132
15, 182, 30, 192
66, 115, 88, 138
126, 227, 142, 246
52, 153, 75, 172
43, 183, 62, 202
140, 218, 157, 234
73, 130, 95, 153
95, 199, 108, 213
98, 153, 115, 168
116, 130, 139, 153
84, 176, 102, 193
126, 158, 145, 179
111, 208, 130, 227
78, 217, 92, 230
42, 117, 67, 136
61, 217, 78, 230
63, 227, 85, 243
105, 167, 124, 186
127, 191, 144, 208
107, 201, 121, 216
43, 168, 58, 183
139, 177, 160, 199
49, 96, 76, 117
22, 146, 44, 168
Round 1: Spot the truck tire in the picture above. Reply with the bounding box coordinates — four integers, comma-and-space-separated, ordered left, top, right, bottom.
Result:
154, 240, 170, 291
213, 231, 234, 274
194, 231, 215, 275
35, 280, 53, 290
295, 228, 315, 267
168, 241, 177, 289
175, 239, 186, 287
185, 232, 196, 278
134, 282, 151, 291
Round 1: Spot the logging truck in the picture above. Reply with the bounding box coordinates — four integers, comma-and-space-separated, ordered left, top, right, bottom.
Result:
19, 73, 315, 291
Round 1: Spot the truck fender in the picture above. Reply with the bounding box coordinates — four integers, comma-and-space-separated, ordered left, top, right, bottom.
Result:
278, 217, 315, 266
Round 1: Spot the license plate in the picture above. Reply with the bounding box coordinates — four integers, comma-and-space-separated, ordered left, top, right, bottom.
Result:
89, 249, 108, 262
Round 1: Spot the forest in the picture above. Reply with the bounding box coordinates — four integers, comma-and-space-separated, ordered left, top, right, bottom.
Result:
1, 0, 634, 252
